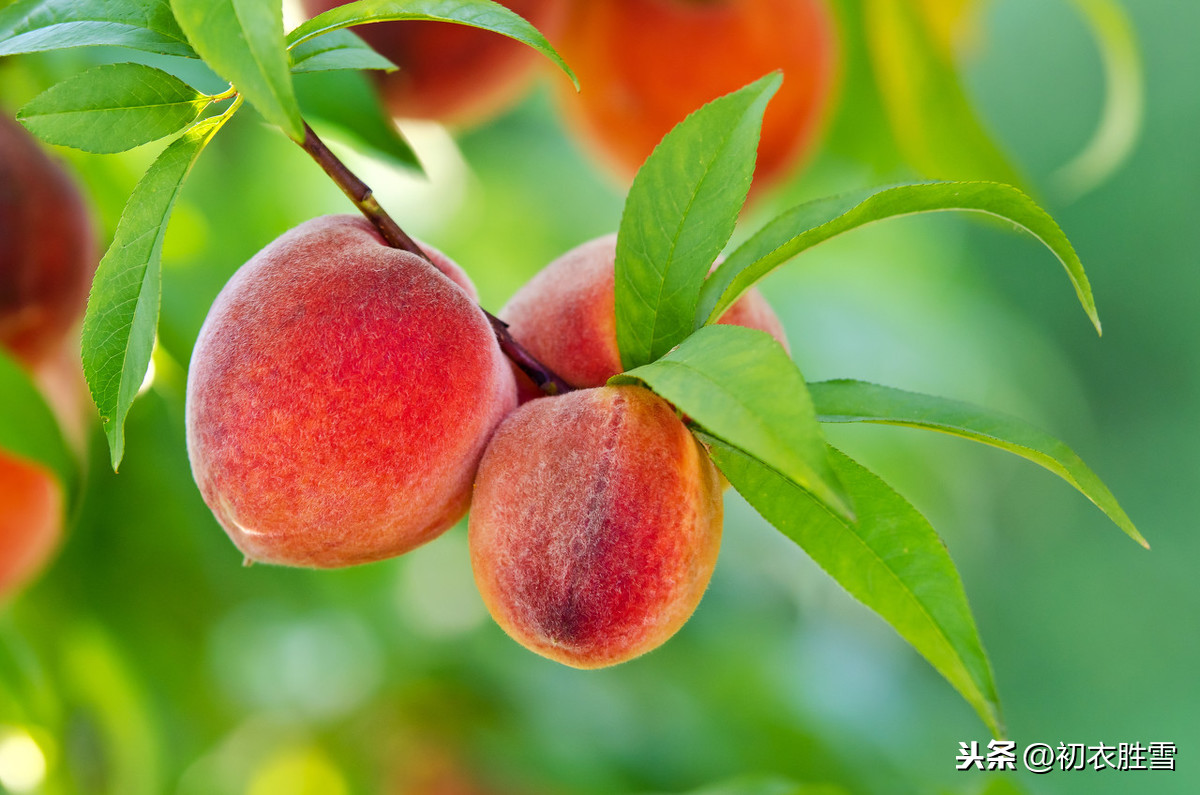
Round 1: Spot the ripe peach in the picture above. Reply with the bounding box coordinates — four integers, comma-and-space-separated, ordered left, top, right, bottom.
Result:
469, 385, 723, 667
185, 215, 517, 568
0, 114, 95, 366
0, 452, 63, 598
300, 0, 566, 126
501, 234, 789, 389
555, 0, 838, 188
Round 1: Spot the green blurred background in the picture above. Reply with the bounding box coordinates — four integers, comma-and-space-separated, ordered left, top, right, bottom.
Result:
0, 0, 1195, 793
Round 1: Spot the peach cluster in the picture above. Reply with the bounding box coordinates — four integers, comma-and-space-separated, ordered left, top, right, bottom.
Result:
0, 115, 96, 597
186, 224, 789, 667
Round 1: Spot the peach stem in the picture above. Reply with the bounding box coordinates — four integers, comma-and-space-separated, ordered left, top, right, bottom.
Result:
297, 123, 573, 396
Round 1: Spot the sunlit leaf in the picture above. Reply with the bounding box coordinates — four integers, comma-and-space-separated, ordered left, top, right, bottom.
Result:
17, 63, 209, 154
82, 113, 229, 470
0, 349, 75, 495
171, 0, 303, 140
809, 379, 1147, 548
613, 325, 851, 521
289, 28, 396, 74
0, 0, 195, 58
698, 182, 1101, 335
701, 434, 1004, 736
616, 73, 780, 369
286, 0, 577, 87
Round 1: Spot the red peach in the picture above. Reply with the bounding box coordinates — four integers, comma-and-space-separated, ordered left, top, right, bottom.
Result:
185, 215, 516, 568
469, 385, 723, 667
300, 0, 566, 126
0, 114, 95, 367
501, 233, 789, 389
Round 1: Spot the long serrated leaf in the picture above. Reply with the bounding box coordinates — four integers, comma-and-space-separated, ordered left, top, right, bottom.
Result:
864, 0, 1023, 186
698, 182, 1101, 334
615, 73, 780, 370
0, 349, 76, 496
294, 70, 419, 170
82, 114, 228, 471
286, 0, 576, 87
171, 0, 303, 140
0, 0, 195, 58
809, 379, 1147, 548
613, 324, 852, 522
701, 434, 1004, 736
289, 28, 396, 74
17, 63, 209, 154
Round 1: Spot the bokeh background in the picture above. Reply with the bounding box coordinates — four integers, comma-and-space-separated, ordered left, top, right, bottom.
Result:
0, 0, 1195, 793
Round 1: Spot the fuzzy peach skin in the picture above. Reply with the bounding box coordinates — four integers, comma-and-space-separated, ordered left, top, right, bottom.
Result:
301, 0, 566, 126
0, 451, 63, 598
501, 233, 790, 390
555, 0, 837, 188
0, 114, 95, 367
185, 215, 517, 568
469, 385, 723, 668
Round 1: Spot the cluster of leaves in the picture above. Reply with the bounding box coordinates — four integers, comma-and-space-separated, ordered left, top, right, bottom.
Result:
601, 74, 1146, 736
0, 0, 1146, 739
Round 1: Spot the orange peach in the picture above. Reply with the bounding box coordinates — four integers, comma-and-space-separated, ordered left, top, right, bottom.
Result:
300, 0, 566, 126
555, 0, 838, 188
501, 233, 789, 389
0, 114, 95, 367
469, 385, 723, 667
185, 215, 517, 568
0, 452, 63, 598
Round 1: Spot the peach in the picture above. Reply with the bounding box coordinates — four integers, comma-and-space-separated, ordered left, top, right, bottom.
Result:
0, 114, 95, 367
300, 0, 566, 126
0, 452, 63, 598
185, 215, 517, 568
501, 233, 789, 389
469, 385, 723, 667
555, 0, 838, 188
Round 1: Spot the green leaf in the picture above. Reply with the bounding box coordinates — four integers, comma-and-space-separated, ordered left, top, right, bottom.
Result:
17, 63, 209, 154
171, 0, 303, 140
698, 182, 1102, 335
809, 379, 1147, 548
289, 28, 396, 74
0, 349, 76, 497
615, 73, 781, 370
294, 70, 420, 171
286, 0, 577, 87
612, 324, 852, 522
701, 434, 1004, 736
863, 0, 1023, 185
1052, 0, 1144, 199
82, 113, 228, 471
0, 0, 196, 58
